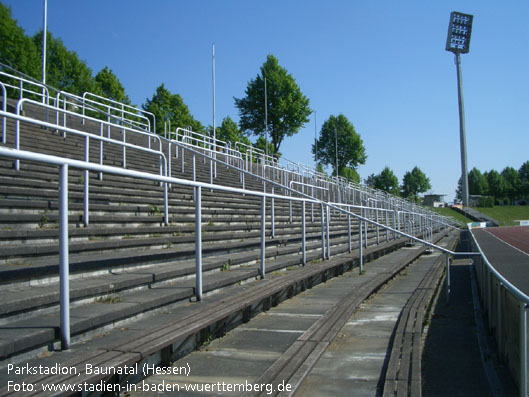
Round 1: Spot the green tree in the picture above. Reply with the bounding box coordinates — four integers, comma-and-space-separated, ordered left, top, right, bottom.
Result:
519, 161, 529, 200
484, 170, 505, 203
501, 166, 521, 204
95, 66, 130, 104
0, 3, 40, 79
365, 173, 376, 188
254, 136, 278, 158
468, 167, 488, 196
373, 166, 400, 196
143, 83, 203, 136
342, 167, 360, 183
33, 31, 98, 96
312, 114, 366, 177
234, 54, 311, 154
401, 166, 431, 202
455, 176, 462, 203
214, 116, 251, 149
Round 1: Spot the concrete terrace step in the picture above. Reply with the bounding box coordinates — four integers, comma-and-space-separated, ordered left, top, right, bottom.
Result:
0, 220, 352, 261
0, 222, 369, 283
0, 231, 453, 396
0, 230, 391, 362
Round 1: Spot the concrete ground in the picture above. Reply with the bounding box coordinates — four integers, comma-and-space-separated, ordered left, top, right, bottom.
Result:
129, 246, 513, 396
422, 259, 516, 397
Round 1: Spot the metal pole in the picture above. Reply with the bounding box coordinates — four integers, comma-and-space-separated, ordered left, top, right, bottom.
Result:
59, 164, 70, 350
314, 111, 317, 170
326, 205, 331, 258
271, 187, 275, 238
83, 136, 89, 227
348, 214, 352, 253
195, 186, 202, 301
212, 43, 217, 178
321, 204, 326, 260
261, 196, 266, 279
42, 0, 47, 103
455, 53, 469, 207
334, 126, 338, 179
302, 201, 306, 265
359, 217, 363, 274
264, 77, 268, 159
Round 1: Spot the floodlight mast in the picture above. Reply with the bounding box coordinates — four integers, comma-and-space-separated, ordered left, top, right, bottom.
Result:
446, 11, 473, 207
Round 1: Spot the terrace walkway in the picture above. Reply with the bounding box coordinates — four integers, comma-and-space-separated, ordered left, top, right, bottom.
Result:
123, 230, 498, 396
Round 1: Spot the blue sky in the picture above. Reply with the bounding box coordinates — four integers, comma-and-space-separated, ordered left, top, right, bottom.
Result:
3, 0, 528, 201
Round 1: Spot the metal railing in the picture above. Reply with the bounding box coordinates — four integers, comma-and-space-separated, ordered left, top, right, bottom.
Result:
0, 64, 453, 229
5, 109, 168, 227
82, 91, 156, 133
0, 70, 50, 105
0, 123, 466, 358
469, 228, 529, 397
0, 144, 320, 351
14, 98, 163, 171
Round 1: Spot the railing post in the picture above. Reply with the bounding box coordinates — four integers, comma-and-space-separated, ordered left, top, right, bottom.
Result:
209, 157, 213, 190
376, 208, 380, 245
364, 211, 368, 248
520, 302, 527, 397
326, 205, 331, 259
321, 203, 326, 260
122, 129, 126, 168
302, 200, 306, 265
385, 210, 389, 242
195, 186, 202, 301
348, 213, 352, 253
59, 164, 70, 350
271, 187, 275, 238
99, 124, 103, 180
359, 217, 363, 274
181, 146, 185, 173
163, 180, 169, 226
1, 83, 6, 144
289, 191, 293, 223
83, 136, 89, 227
261, 196, 266, 279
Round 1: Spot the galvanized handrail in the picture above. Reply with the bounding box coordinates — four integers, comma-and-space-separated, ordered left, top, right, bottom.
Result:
0, 70, 50, 104
1, 82, 6, 144
13, 98, 163, 175
1, 111, 461, 354
82, 91, 155, 133
4, 109, 169, 226
0, 144, 319, 351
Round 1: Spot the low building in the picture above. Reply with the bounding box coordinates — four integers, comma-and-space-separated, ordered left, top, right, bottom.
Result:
423, 194, 447, 207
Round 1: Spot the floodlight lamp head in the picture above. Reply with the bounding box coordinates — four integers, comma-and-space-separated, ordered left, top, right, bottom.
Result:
445, 11, 473, 54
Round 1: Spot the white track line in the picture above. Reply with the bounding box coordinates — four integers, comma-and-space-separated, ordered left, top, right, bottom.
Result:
484, 229, 529, 258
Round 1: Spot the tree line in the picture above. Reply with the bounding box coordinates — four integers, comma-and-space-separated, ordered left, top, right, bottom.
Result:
365, 166, 431, 202
2, 2, 413, 191
457, 162, 529, 205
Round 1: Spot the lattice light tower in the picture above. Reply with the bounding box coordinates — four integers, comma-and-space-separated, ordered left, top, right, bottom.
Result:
446, 11, 473, 207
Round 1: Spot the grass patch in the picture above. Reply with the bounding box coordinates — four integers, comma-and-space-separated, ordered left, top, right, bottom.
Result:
475, 206, 529, 227
430, 207, 473, 227
94, 294, 122, 304
4, 258, 31, 266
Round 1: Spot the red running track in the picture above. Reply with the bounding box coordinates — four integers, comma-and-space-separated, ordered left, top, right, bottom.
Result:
485, 226, 529, 255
